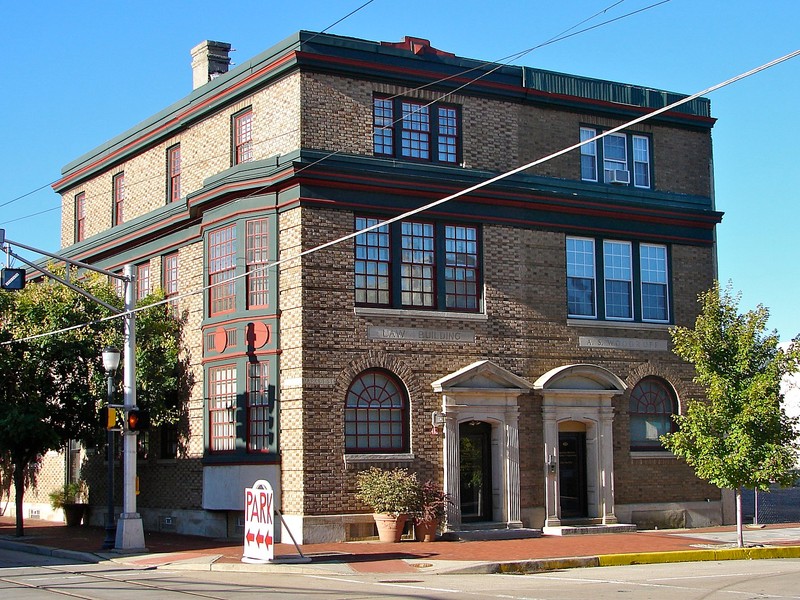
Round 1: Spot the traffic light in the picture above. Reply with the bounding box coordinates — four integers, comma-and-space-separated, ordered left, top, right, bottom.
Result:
126, 408, 150, 432
100, 406, 117, 430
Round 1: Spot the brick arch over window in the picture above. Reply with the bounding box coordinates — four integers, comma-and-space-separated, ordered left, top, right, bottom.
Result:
344, 369, 410, 453
629, 376, 678, 451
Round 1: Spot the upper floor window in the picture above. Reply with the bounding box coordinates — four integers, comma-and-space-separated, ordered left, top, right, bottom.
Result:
168, 144, 181, 202
163, 252, 179, 310
566, 236, 670, 323
345, 369, 409, 453
112, 172, 125, 226
74, 192, 86, 242
247, 361, 272, 453
373, 96, 460, 164
208, 364, 237, 452
629, 376, 678, 451
580, 127, 651, 188
208, 224, 237, 316
355, 216, 481, 312
136, 262, 151, 300
245, 218, 269, 309
233, 108, 253, 165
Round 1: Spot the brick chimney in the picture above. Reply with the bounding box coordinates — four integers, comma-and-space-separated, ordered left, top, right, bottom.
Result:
191, 41, 232, 89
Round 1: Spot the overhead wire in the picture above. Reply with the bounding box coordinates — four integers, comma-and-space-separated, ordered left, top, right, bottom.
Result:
5, 47, 800, 346
1, 0, 654, 225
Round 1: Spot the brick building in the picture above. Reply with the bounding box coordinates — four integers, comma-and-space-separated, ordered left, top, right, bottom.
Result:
52, 31, 725, 542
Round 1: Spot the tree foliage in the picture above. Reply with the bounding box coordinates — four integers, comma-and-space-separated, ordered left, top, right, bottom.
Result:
0, 268, 190, 535
663, 282, 799, 545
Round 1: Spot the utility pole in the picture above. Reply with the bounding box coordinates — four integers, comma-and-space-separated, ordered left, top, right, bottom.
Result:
0, 230, 146, 551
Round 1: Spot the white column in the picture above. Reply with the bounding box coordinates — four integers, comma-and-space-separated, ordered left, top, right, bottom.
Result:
115, 264, 146, 551
543, 405, 560, 527
443, 409, 461, 531
505, 410, 522, 528
599, 405, 618, 524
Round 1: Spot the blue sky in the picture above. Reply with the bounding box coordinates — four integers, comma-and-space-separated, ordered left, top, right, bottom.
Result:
1, 0, 798, 341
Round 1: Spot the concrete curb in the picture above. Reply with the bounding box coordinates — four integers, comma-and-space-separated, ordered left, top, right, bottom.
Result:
0, 538, 102, 565
441, 546, 800, 575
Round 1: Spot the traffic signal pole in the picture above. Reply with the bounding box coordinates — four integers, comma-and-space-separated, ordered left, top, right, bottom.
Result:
0, 231, 145, 551
116, 263, 146, 551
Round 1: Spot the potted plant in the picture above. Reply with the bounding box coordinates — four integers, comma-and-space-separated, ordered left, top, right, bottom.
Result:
356, 467, 421, 542
49, 481, 88, 527
413, 480, 451, 542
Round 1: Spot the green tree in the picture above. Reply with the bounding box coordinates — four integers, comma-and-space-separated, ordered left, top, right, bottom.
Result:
663, 282, 799, 547
0, 269, 189, 536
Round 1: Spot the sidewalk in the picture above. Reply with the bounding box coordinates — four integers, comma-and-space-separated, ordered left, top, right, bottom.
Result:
1, 517, 799, 575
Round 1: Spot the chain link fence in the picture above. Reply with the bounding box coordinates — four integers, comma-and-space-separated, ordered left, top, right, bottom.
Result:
742, 482, 800, 525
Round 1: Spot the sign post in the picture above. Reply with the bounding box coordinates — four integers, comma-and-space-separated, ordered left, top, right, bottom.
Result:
243, 480, 274, 563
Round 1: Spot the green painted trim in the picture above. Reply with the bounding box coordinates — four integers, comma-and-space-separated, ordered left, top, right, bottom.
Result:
55, 31, 712, 192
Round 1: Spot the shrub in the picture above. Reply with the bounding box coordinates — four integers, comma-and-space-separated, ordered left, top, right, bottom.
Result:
355, 467, 421, 517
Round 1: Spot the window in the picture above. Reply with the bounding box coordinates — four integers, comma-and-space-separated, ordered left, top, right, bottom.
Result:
163, 253, 179, 310
160, 425, 179, 459
603, 241, 632, 320
640, 244, 668, 322
168, 144, 181, 202
208, 365, 237, 452
245, 219, 269, 309
354, 217, 390, 305
74, 192, 86, 242
566, 237, 596, 318
579, 128, 597, 181
445, 225, 479, 310
345, 370, 409, 453
629, 377, 677, 451
112, 272, 125, 297
580, 127, 652, 188
112, 172, 125, 225
373, 96, 460, 164
233, 109, 253, 165
401, 221, 435, 307
355, 217, 481, 312
247, 361, 271, 452
136, 262, 151, 300
208, 224, 237, 316
566, 236, 670, 323
632, 135, 650, 188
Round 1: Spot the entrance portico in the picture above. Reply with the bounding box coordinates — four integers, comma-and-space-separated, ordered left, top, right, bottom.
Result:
431, 361, 532, 531
533, 364, 627, 529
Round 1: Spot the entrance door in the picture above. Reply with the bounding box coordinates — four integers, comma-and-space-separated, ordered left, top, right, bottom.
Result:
459, 421, 492, 522
559, 431, 588, 519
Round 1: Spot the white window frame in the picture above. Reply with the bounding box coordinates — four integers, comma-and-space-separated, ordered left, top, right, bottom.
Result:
603, 133, 628, 183
603, 240, 633, 320
640, 243, 669, 322
580, 127, 598, 182
632, 135, 651, 188
566, 236, 597, 318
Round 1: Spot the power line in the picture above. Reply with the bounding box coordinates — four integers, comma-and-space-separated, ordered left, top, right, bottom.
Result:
1, 1, 661, 224
5, 47, 799, 346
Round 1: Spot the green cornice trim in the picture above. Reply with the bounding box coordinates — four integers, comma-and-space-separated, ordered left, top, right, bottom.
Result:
55, 31, 713, 193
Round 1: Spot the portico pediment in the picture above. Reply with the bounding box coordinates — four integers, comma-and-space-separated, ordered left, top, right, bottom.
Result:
534, 364, 626, 392
431, 360, 532, 393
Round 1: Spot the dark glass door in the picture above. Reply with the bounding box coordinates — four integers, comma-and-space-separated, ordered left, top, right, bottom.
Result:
459, 421, 492, 522
559, 431, 588, 519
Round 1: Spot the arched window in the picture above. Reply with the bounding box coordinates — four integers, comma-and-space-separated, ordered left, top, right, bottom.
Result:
345, 370, 409, 453
629, 377, 678, 451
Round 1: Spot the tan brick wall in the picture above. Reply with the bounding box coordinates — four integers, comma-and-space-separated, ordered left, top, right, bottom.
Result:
288, 206, 718, 517
60, 72, 302, 246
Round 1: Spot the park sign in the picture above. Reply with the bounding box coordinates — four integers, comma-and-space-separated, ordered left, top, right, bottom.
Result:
242, 479, 275, 563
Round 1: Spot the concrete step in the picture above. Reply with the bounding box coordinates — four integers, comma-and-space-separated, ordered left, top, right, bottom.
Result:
543, 523, 637, 536
442, 526, 543, 541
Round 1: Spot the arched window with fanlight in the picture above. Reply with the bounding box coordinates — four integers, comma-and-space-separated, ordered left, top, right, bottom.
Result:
345, 369, 409, 453
629, 376, 678, 451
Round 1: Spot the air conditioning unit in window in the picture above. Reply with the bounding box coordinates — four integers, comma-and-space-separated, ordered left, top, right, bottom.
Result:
608, 169, 630, 185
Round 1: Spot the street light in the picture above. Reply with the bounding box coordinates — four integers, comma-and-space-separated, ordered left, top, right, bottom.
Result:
101, 346, 120, 551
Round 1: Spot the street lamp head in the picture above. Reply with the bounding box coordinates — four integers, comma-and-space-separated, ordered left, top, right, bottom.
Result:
102, 346, 121, 375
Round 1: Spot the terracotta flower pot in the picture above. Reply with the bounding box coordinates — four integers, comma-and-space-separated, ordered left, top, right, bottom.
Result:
414, 519, 439, 542
373, 513, 407, 542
